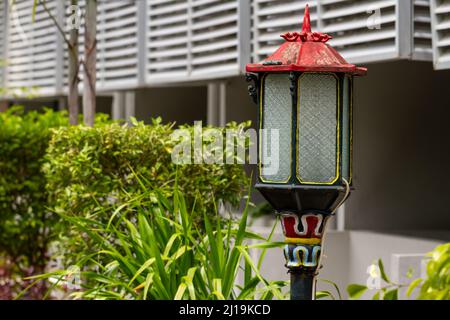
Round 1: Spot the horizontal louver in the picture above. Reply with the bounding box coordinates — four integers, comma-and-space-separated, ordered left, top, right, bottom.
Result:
253, 0, 433, 65
431, 0, 450, 69
147, 0, 190, 81
320, 0, 399, 64
6, 0, 59, 95
147, 0, 244, 82
190, 0, 241, 78
97, 0, 138, 89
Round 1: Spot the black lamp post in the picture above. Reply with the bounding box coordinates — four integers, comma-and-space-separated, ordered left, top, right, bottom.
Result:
245, 5, 367, 300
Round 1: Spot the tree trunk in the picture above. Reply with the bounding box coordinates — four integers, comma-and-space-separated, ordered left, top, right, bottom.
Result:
83, 0, 97, 127
68, 0, 79, 125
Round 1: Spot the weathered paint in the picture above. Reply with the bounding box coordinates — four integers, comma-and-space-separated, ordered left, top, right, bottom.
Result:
246, 5, 367, 76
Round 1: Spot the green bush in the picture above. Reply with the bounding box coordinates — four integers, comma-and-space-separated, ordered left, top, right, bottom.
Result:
28, 183, 286, 300
0, 107, 68, 274
0, 108, 113, 299
44, 118, 249, 222
43, 118, 249, 266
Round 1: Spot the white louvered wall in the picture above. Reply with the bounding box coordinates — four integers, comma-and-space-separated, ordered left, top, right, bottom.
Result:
252, 0, 320, 62
97, 0, 139, 89
431, 0, 450, 69
253, 0, 433, 65
190, 0, 242, 78
147, 0, 247, 83
320, 0, 404, 64
6, 0, 60, 95
1, 0, 449, 97
147, 0, 189, 81
0, 0, 6, 87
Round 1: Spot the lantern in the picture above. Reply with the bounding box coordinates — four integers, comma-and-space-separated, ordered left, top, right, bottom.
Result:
246, 5, 367, 300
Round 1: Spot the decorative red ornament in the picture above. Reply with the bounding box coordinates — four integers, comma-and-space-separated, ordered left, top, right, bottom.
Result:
280, 4, 332, 43
246, 4, 367, 76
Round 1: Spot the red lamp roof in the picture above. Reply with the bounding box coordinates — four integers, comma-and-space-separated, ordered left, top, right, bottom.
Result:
246, 4, 367, 76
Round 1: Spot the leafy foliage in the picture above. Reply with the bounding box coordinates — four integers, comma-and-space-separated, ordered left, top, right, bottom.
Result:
27, 183, 287, 300
0, 107, 68, 274
347, 244, 450, 300
44, 118, 249, 221
43, 118, 250, 267
0, 107, 111, 299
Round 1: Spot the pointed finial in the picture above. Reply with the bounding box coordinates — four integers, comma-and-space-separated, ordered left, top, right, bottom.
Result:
280, 4, 332, 42
302, 4, 312, 33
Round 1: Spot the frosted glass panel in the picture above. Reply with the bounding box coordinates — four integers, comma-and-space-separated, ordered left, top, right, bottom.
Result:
298, 74, 337, 184
261, 74, 292, 183
342, 77, 351, 182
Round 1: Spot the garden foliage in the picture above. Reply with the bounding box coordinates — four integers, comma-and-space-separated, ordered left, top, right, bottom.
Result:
0, 109, 250, 299
29, 183, 286, 300
0, 108, 68, 276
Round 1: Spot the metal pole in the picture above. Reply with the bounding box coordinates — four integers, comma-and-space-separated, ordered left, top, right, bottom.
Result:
290, 270, 316, 300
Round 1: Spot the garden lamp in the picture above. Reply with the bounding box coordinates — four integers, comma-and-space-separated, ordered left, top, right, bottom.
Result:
245, 5, 367, 300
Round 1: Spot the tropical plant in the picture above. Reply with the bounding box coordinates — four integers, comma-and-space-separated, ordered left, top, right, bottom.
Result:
347, 243, 450, 300
24, 181, 287, 300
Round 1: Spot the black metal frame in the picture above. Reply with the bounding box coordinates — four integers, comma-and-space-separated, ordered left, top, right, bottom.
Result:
247, 72, 353, 189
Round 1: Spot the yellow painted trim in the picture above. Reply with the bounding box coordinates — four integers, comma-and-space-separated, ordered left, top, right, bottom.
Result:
296, 72, 340, 185
285, 237, 322, 245
258, 73, 292, 184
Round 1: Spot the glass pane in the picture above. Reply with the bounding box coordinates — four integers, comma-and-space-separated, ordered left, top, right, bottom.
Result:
342, 76, 351, 182
297, 73, 338, 184
261, 74, 292, 183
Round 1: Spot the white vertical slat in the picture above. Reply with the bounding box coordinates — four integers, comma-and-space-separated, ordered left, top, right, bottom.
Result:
412, 0, 433, 61
137, 0, 148, 86
253, 0, 320, 62
430, 0, 450, 69
0, 0, 6, 87
6, 0, 59, 95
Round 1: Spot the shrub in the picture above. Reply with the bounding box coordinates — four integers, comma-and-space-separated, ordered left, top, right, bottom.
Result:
0, 108, 68, 271
28, 183, 286, 300
0, 108, 111, 299
43, 118, 249, 266
44, 119, 248, 219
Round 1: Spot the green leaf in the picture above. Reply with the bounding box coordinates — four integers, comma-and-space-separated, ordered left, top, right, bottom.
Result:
378, 259, 390, 283
347, 284, 368, 300
316, 290, 335, 300
383, 289, 398, 300
406, 278, 422, 298
318, 278, 342, 300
